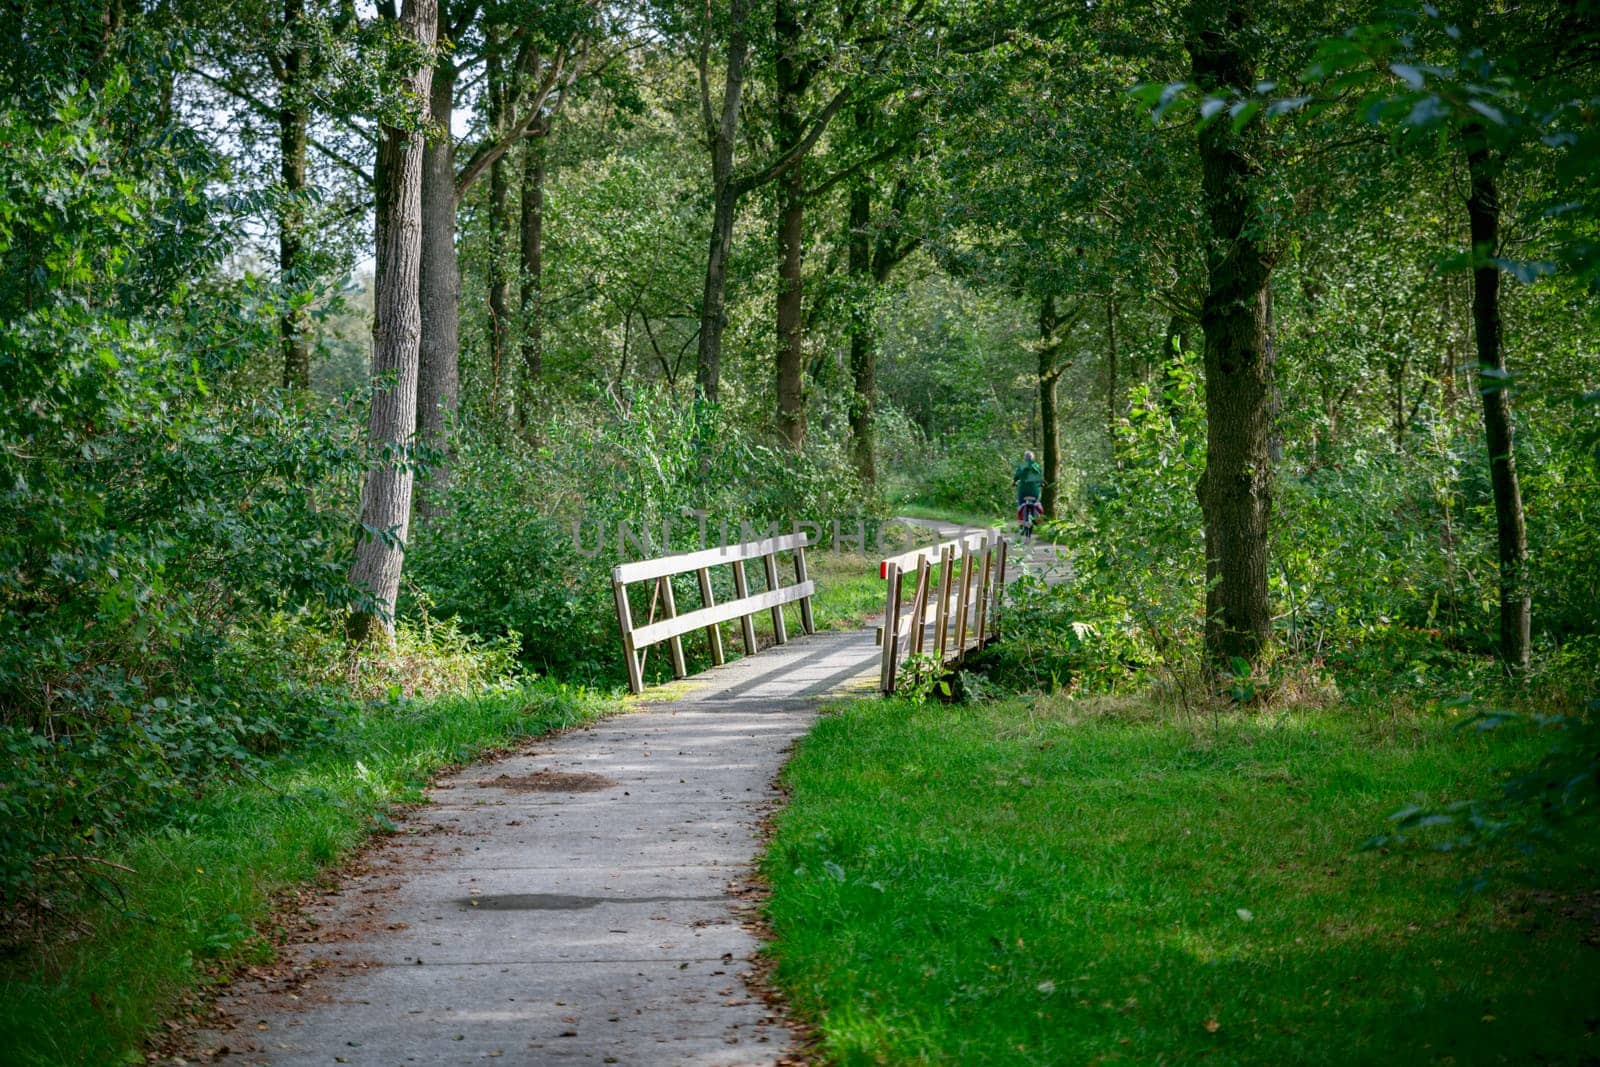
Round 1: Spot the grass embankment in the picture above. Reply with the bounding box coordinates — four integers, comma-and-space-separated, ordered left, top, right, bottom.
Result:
0, 680, 614, 1066
809, 552, 888, 632
893, 502, 1006, 531
763, 697, 1600, 1065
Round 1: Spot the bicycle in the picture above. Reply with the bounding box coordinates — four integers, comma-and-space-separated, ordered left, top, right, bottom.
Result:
1016, 496, 1044, 542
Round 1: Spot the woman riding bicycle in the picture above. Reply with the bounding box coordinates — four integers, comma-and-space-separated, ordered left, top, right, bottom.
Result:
1012, 451, 1044, 538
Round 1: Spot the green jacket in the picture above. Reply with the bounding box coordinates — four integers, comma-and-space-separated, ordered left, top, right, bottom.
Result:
1013, 460, 1043, 498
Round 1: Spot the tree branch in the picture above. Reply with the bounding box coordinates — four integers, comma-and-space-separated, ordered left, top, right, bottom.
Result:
804, 140, 904, 200
188, 65, 375, 183
733, 84, 854, 196
454, 45, 582, 198
697, 0, 716, 141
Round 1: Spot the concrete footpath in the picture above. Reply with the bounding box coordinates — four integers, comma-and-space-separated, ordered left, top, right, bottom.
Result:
184, 628, 882, 1066
181, 524, 1065, 1065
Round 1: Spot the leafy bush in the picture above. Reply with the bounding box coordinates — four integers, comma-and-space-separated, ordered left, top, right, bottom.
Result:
0, 75, 376, 919
986, 375, 1206, 695
407, 388, 872, 681
986, 359, 1598, 709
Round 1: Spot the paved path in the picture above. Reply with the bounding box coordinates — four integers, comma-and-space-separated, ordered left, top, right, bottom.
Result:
188, 630, 881, 1066
185, 523, 1064, 1066
894, 515, 1071, 584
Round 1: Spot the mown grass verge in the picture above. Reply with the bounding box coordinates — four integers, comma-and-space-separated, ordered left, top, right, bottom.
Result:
762, 696, 1600, 1065
893, 502, 1006, 531
809, 552, 888, 632
0, 679, 615, 1065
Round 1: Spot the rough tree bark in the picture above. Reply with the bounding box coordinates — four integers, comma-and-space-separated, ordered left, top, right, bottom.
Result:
278, 0, 311, 390
518, 134, 546, 420
847, 181, 876, 485
1038, 294, 1066, 519
347, 0, 436, 645
773, 0, 808, 448
414, 12, 579, 452
1105, 291, 1118, 450
485, 27, 511, 407
1463, 126, 1531, 673
846, 164, 918, 489
1189, 6, 1276, 667
694, 0, 847, 406
695, 0, 752, 404
416, 63, 460, 487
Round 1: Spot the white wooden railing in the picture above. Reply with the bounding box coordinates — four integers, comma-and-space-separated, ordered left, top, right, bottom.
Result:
611, 533, 815, 694
877, 529, 1006, 694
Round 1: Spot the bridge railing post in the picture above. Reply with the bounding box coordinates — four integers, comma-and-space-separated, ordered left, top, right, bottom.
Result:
879, 562, 902, 694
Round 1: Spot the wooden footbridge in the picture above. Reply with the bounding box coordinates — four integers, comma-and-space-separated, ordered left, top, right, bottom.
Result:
610, 524, 1010, 696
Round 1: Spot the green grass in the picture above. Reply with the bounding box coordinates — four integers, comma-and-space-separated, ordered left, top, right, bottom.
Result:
763, 696, 1600, 1065
810, 552, 888, 631
0, 680, 615, 1066
893, 502, 1006, 531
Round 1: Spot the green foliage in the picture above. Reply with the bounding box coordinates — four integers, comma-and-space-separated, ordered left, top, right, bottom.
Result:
0, 75, 367, 914
986, 372, 1207, 695
1368, 696, 1600, 856
407, 388, 872, 681
984, 343, 1598, 707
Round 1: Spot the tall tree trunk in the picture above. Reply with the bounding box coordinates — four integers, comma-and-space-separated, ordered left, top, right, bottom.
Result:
773, 0, 807, 448
278, 0, 311, 390
416, 63, 459, 500
1464, 128, 1531, 673
1105, 291, 1118, 450
485, 29, 511, 410
1039, 295, 1062, 520
695, 0, 751, 403
774, 176, 807, 446
348, 0, 436, 645
1189, 8, 1275, 667
847, 181, 876, 486
518, 135, 546, 424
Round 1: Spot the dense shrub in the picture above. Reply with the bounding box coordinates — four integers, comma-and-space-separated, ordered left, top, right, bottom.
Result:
986, 374, 1206, 694
406, 388, 873, 681
0, 77, 375, 916
983, 365, 1598, 705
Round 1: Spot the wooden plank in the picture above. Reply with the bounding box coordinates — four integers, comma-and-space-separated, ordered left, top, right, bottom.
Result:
933, 546, 953, 662
908, 556, 931, 656
991, 538, 1008, 639
794, 545, 816, 635
972, 543, 993, 651
763, 551, 789, 645
613, 533, 809, 585
878, 529, 995, 580
954, 548, 975, 664
696, 566, 724, 666
731, 559, 758, 655
895, 586, 971, 653
612, 577, 644, 695
879, 562, 901, 694
659, 575, 688, 678
630, 581, 815, 649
